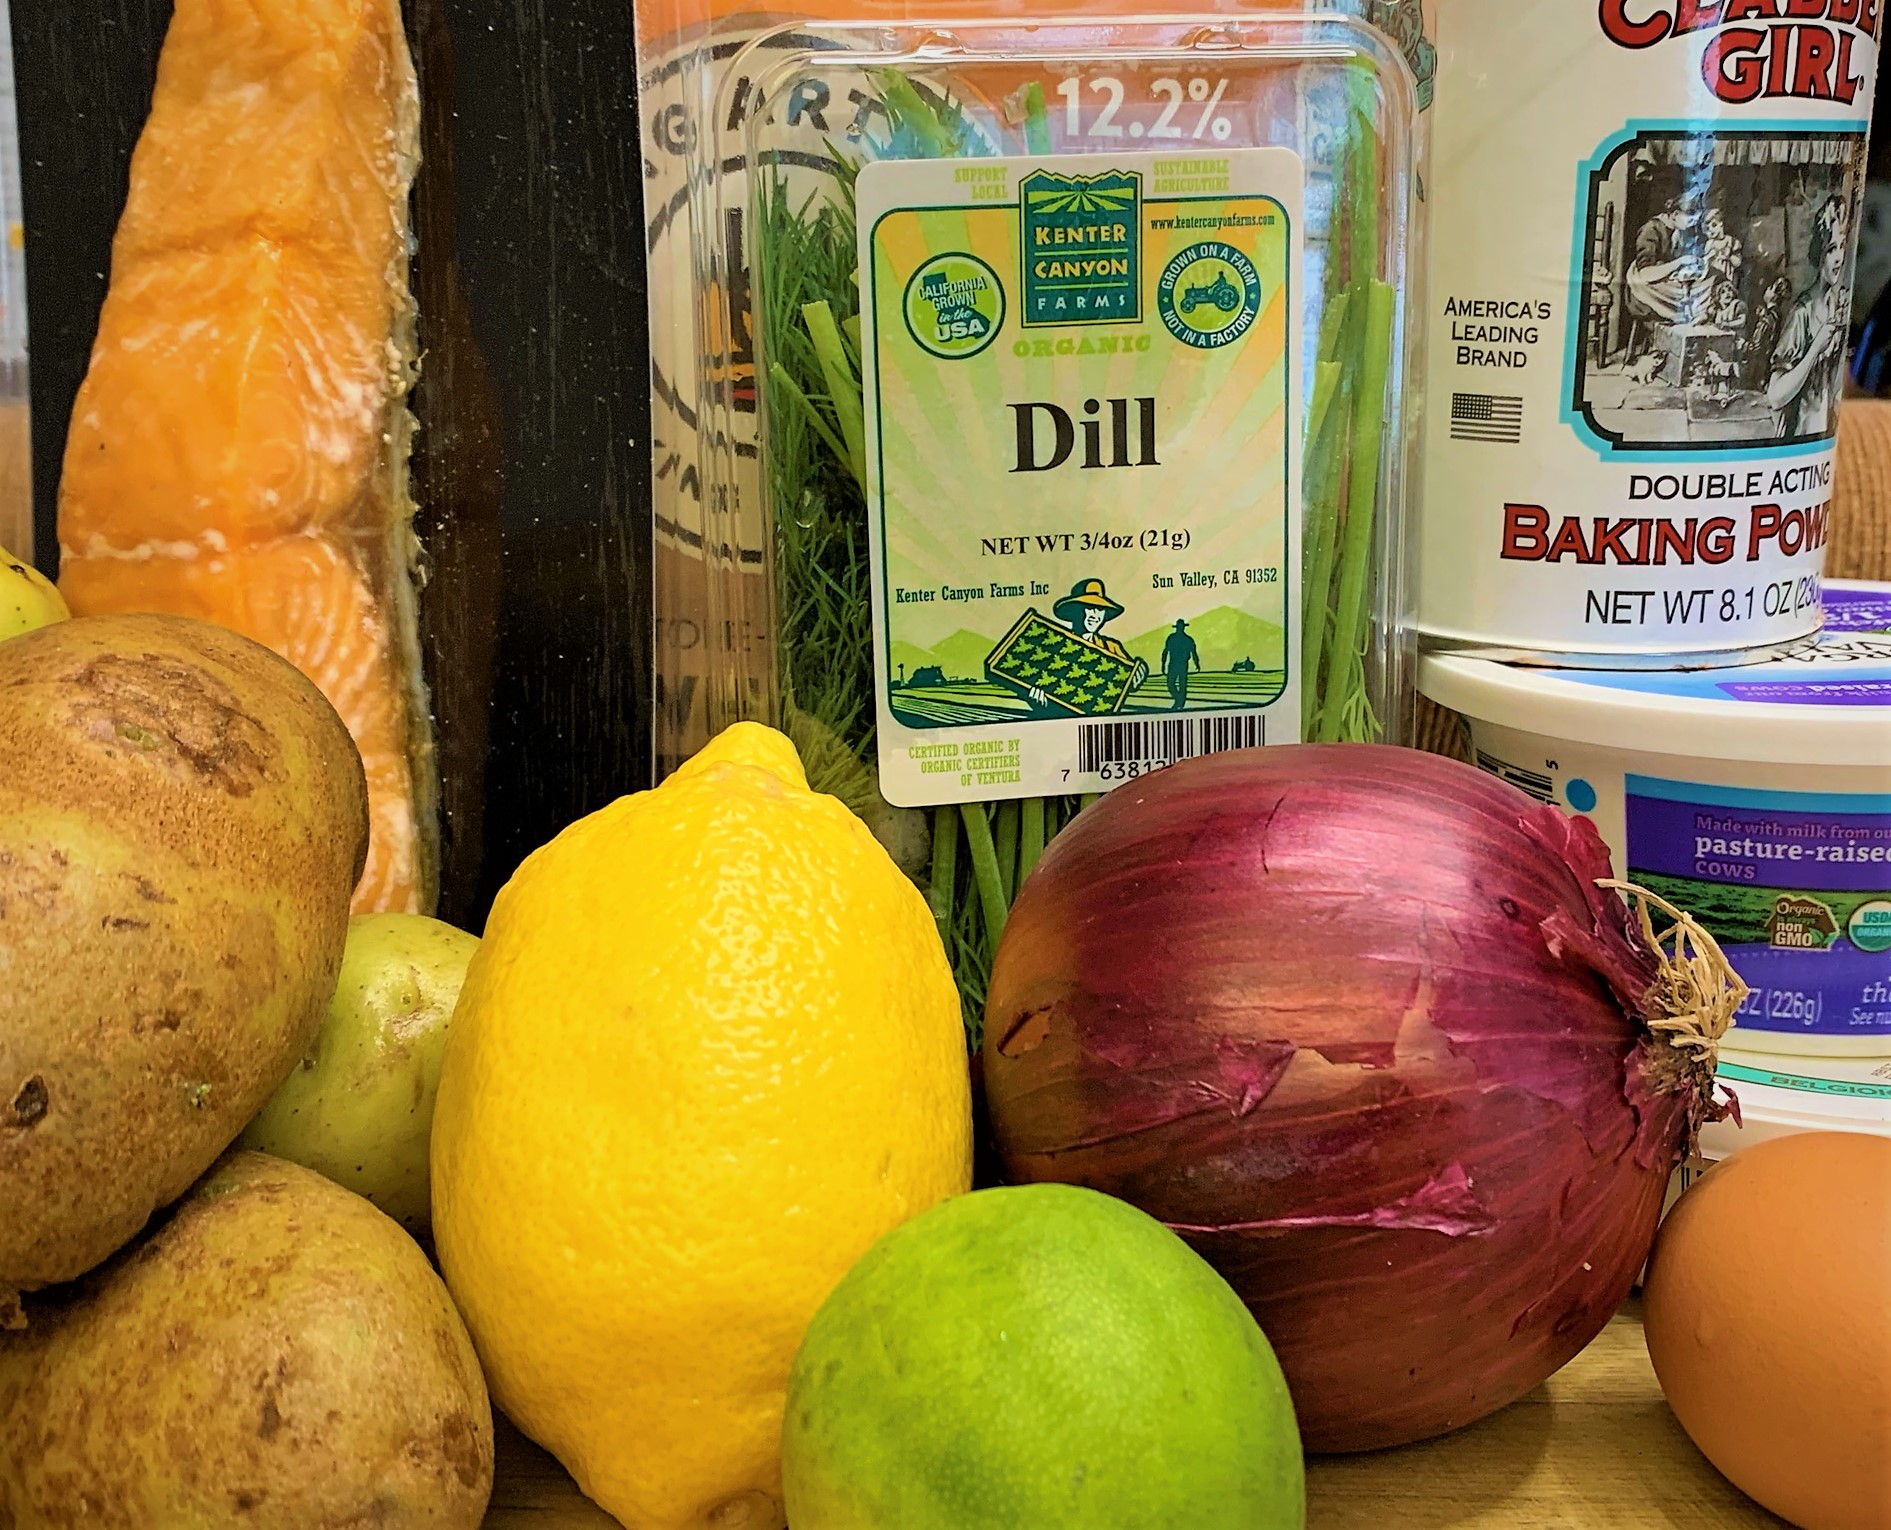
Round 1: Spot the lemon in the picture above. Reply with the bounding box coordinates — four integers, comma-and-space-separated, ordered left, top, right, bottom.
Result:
0, 546, 67, 641
430, 722, 972, 1530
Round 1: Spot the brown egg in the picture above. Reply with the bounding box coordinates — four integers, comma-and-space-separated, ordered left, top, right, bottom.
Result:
1645, 1131, 1891, 1530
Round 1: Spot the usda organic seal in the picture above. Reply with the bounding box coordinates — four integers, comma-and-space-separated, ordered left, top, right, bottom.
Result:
1850, 900, 1891, 956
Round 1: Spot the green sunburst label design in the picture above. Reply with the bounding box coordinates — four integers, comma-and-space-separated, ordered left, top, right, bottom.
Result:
857, 149, 1306, 808
1020, 169, 1141, 326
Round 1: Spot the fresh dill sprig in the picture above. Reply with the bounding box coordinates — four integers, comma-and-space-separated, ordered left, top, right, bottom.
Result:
756, 75, 1017, 1040
755, 176, 877, 770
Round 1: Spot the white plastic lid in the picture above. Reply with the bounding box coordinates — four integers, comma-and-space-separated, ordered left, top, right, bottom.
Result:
1420, 580, 1891, 766
1697, 1048, 1891, 1161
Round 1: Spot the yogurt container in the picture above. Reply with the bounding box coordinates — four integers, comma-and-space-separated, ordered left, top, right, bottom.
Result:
1660, 1047, 1891, 1225
1702, 1047, 1891, 1156
1422, 580, 1891, 1059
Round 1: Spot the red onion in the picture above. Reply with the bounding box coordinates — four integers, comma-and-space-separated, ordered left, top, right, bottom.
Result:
982, 745, 1734, 1452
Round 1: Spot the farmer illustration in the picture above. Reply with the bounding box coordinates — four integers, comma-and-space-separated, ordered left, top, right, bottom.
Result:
1160, 619, 1201, 710
1025, 578, 1149, 709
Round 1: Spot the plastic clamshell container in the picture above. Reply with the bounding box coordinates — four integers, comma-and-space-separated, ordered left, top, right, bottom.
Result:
1423, 579, 1891, 1062
684, 14, 1419, 1029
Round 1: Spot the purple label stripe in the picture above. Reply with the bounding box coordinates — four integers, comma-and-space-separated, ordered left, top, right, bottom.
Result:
1825, 587, 1891, 634
1716, 679, 1891, 705
1627, 793, 1891, 895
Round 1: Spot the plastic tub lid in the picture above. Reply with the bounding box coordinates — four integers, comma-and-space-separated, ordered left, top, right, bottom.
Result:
1697, 1047, 1891, 1161
1419, 580, 1891, 767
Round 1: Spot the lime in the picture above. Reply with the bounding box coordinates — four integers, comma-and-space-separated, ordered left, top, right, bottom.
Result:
782, 1183, 1304, 1530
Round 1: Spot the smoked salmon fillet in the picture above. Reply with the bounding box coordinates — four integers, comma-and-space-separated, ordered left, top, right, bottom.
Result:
57, 0, 434, 915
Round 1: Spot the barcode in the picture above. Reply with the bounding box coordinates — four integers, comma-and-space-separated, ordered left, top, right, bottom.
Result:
1450, 392, 1523, 444
1476, 749, 1555, 804
1078, 714, 1269, 774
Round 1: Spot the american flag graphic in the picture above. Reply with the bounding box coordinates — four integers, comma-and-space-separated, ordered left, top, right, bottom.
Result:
1450, 392, 1524, 444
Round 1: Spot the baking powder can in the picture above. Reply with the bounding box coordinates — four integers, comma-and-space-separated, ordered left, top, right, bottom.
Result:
1418, 1, 1880, 664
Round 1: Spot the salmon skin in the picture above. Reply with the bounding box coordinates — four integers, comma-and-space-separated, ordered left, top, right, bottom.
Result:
57, 0, 435, 916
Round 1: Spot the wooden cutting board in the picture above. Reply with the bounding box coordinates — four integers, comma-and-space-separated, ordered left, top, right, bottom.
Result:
483, 1300, 1785, 1529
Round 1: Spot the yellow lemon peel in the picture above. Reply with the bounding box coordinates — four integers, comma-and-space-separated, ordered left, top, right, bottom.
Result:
430, 722, 971, 1530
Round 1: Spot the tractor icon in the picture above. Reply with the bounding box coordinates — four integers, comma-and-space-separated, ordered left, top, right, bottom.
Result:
1179, 271, 1241, 316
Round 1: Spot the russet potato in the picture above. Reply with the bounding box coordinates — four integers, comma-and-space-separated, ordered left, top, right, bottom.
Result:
0, 614, 367, 1314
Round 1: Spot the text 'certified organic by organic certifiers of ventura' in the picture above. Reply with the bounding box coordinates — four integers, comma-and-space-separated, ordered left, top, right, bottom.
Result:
857, 149, 1305, 808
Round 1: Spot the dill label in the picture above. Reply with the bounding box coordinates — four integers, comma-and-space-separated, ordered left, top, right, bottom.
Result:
856, 150, 1305, 809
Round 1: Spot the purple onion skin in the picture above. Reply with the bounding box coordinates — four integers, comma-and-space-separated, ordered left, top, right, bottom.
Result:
983, 745, 1705, 1454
